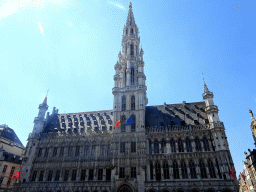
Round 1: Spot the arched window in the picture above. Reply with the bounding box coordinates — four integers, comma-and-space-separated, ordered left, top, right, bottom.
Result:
189, 160, 197, 179
131, 115, 136, 132
122, 96, 126, 111
131, 95, 135, 110
173, 160, 179, 179
161, 139, 166, 153
154, 140, 159, 154
155, 161, 161, 181
125, 45, 127, 54
150, 161, 153, 180
126, 29, 128, 35
186, 137, 192, 152
181, 160, 188, 179
199, 160, 207, 178
208, 159, 216, 178
195, 137, 202, 152
148, 139, 152, 154
203, 137, 210, 151
163, 160, 169, 179
121, 116, 126, 132
178, 138, 184, 152
131, 68, 135, 85
215, 158, 222, 178
131, 28, 133, 34
131, 44, 134, 56
170, 139, 176, 153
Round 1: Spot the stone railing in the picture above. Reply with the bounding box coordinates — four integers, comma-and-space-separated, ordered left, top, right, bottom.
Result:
205, 105, 218, 111
146, 125, 209, 134
210, 121, 224, 128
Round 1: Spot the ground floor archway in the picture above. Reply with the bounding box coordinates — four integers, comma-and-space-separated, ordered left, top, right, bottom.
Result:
117, 184, 133, 192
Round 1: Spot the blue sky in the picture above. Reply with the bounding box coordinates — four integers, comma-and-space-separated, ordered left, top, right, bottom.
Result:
0, 0, 255, 177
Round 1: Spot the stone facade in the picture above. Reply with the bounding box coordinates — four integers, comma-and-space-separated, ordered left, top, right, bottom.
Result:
239, 110, 256, 192
13, 3, 238, 192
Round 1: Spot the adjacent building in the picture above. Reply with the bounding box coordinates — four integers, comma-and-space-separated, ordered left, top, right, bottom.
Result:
0, 124, 24, 191
14, 3, 238, 192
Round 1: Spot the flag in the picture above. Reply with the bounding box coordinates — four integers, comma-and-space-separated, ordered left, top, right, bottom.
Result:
115, 120, 121, 127
229, 167, 236, 178
11, 168, 20, 179
125, 115, 134, 126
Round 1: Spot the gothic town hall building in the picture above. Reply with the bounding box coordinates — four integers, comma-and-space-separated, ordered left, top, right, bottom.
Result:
14, 3, 238, 192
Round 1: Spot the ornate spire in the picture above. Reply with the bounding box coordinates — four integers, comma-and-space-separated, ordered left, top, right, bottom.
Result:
204, 81, 209, 93
126, 2, 136, 26
249, 109, 256, 126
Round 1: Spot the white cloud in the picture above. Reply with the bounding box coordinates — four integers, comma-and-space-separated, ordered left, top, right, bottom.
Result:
38, 22, 44, 35
107, 0, 126, 10
0, 0, 65, 19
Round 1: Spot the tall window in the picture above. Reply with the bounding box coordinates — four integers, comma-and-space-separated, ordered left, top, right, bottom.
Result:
155, 161, 161, 181
120, 167, 125, 178
106, 169, 111, 181
80, 169, 86, 181
91, 145, 96, 158
47, 170, 53, 181
178, 138, 184, 152
31, 171, 37, 182
199, 160, 207, 179
173, 160, 179, 179
131, 28, 133, 34
39, 170, 44, 181
208, 160, 216, 178
131, 69, 135, 86
107, 144, 111, 157
98, 169, 103, 180
64, 170, 69, 181
89, 169, 94, 180
203, 137, 210, 151
75, 146, 80, 156
131, 167, 136, 178
120, 142, 125, 153
131, 115, 136, 132
131, 44, 134, 56
161, 139, 166, 153
121, 116, 126, 132
163, 161, 170, 179
154, 140, 159, 154
100, 145, 105, 156
170, 139, 176, 153
189, 160, 197, 179
186, 138, 192, 152
59, 147, 64, 157
55, 170, 60, 181
2, 165, 7, 173
126, 29, 128, 35
0, 177, 4, 187
44, 148, 49, 157
71, 170, 77, 181
149, 139, 152, 154
181, 160, 188, 179
150, 161, 153, 180
131, 142, 136, 153
68, 147, 73, 156
52, 147, 57, 157
122, 96, 126, 111
215, 158, 222, 178
195, 137, 202, 152
38, 148, 42, 157
84, 145, 89, 156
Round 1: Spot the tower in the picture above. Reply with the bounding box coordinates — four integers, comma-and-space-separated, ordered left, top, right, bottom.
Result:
249, 109, 256, 146
202, 81, 229, 151
111, 3, 147, 191
32, 95, 48, 134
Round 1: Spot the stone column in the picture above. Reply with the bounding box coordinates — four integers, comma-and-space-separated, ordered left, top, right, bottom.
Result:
160, 160, 163, 180
103, 168, 106, 181
191, 139, 196, 152
183, 142, 186, 152
153, 164, 156, 181
177, 159, 182, 179
168, 160, 172, 180
94, 168, 97, 181
146, 164, 150, 181
76, 168, 80, 181
166, 142, 171, 153
85, 169, 89, 181
126, 68, 131, 87
204, 158, 210, 179
201, 140, 205, 152
195, 159, 201, 180
212, 158, 219, 179
186, 159, 191, 179
175, 141, 179, 153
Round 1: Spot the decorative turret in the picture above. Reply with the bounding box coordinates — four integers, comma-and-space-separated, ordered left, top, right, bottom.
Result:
32, 95, 48, 134
202, 81, 220, 124
249, 109, 256, 146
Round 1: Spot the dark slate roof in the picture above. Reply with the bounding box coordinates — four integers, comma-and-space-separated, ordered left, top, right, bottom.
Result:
43, 110, 114, 133
2, 151, 22, 164
0, 124, 24, 149
145, 101, 208, 128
